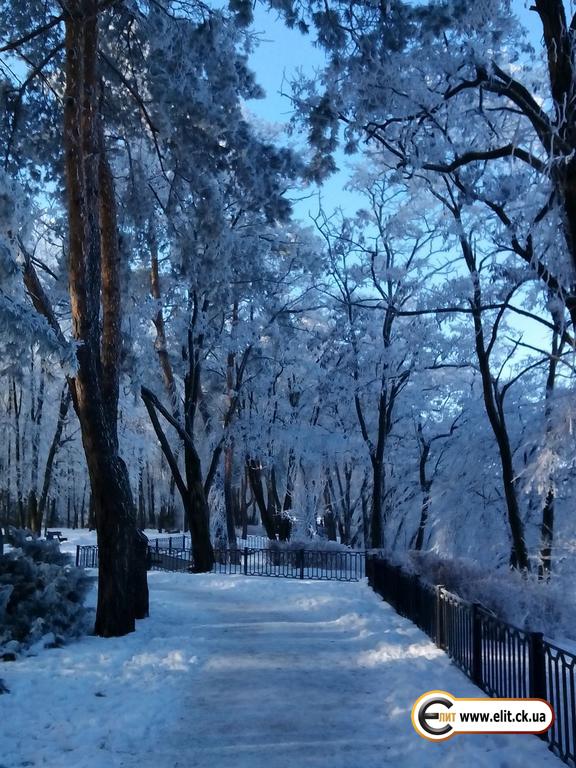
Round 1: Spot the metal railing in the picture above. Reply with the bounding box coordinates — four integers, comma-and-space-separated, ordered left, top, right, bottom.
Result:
149, 535, 189, 552
75, 535, 188, 568
213, 546, 365, 581
76, 545, 99, 568
366, 553, 576, 767
236, 534, 271, 549
76, 544, 365, 582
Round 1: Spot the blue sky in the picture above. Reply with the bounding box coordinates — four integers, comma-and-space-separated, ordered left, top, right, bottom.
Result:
245, 1, 547, 225
245, 4, 364, 223
243, 2, 552, 350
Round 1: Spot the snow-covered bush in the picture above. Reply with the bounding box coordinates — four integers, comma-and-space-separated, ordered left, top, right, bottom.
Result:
5, 528, 69, 565
404, 550, 575, 643
269, 538, 351, 553
0, 537, 93, 656
267, 538, 352, 567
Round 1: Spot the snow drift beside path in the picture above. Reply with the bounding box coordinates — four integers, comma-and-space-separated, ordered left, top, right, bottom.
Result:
0, 573, 560, 768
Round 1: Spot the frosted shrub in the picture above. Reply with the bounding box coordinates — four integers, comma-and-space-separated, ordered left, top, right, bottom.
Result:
0, 538, 93, 656
6, 528, 69, 566
267, 538, 351, 567
269, 538, 350, 553
406, 550, 575, 642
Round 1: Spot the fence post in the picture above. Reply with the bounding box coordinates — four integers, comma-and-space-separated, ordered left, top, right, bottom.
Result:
244, 547, 248, 576
394, 565, 403, 613
373, 557, 383, 596
471, 603, 483, 687
169, 538, 172, 552
75, 545, 80, 568
436, 585, 445, 649
300, 549, 305, 580
411, 574, 420, 625
529, 632, 547, 700
529, 632, 548, 741
182, 535, 185, 549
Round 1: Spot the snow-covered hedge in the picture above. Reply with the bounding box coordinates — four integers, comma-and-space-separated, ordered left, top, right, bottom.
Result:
405, 550, 575, 643
266, 538, 353, 568
0, 536, 93, 657
268, 538, 351, 554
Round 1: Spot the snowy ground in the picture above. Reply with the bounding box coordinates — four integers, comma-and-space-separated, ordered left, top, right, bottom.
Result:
0, 567, 562, 768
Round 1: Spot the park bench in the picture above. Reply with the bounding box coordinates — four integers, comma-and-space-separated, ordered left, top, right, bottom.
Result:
46, 531, 68, 543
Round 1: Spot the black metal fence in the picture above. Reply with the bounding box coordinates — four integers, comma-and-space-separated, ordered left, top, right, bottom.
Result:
76, 544, 99, 568
213, 546, 365, 580
76, 544, 365, 582
75, 535, 188, 568
147, 534, 189, 552
366, 554, 576, 766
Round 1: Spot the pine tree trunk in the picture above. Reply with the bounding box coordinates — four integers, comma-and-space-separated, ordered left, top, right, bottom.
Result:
63, 3, 147, 636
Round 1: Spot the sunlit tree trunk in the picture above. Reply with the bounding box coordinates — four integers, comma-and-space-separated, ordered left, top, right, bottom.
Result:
63, 2, 147, 637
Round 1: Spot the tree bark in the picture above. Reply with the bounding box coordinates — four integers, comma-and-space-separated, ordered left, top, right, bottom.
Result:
63, 2, 147, 636
246, 458, 277, 539
38, 387, 71, 534
223, 442, 238, 547
10, 379, 24, 528
413, 439, 431, 552
141, 386, 214, 571
459, 233, 529, 570
538, 319, 563, 577
534, 0, 576, 275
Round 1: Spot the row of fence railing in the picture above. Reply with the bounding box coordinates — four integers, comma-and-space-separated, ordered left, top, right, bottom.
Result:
76, 543, 365, 582
236, 534, 270, 549
366, 554, 576, 767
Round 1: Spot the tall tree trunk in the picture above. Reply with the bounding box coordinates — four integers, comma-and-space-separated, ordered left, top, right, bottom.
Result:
459, 232, 529, 570
354, 304, 401, 550
138, 455, 146, 530
369, 457, 383, 549
534, 0, 576, 281
80, 481, 87, 529
11, 379, 24, 528
323, 477, 337, 541
283, 449, 296, 512
149, 219, 179, 411
538, 320, 563, 577
223, 442, 237, 547
240, 468, 249, 539
28, 362, 45, 533
38, 387, 71, 534
146, 241, 213, 567
246, 458, 277, 539
147, 464, 156, 529
413, 435, 431, 552
141, 386, 214, 571
63, 3, 147, 637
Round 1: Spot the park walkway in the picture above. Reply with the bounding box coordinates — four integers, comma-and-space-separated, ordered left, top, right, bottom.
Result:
1, 572, 559, 768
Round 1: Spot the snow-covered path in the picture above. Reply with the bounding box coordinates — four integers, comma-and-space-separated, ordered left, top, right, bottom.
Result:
1, 573, 560, 768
